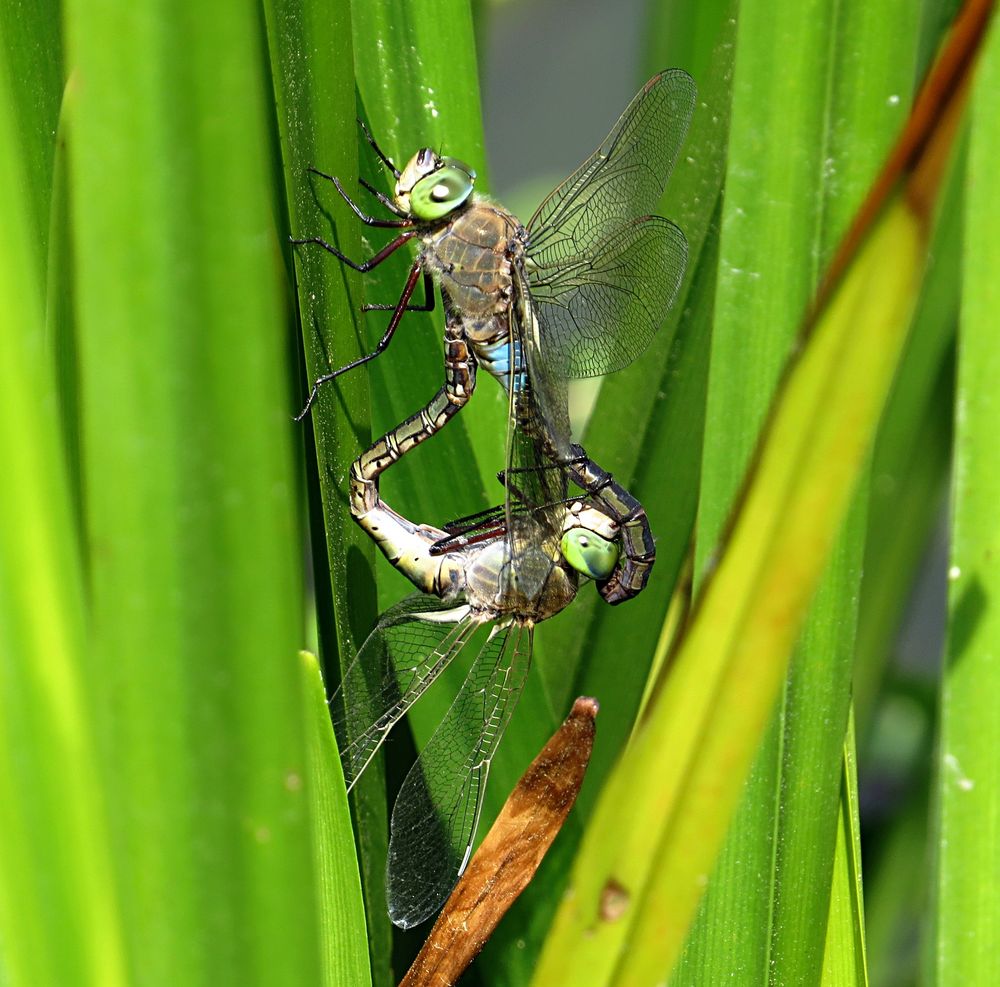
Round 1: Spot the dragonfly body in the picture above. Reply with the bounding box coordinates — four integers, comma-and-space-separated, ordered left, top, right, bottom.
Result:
351, 396, 620, 617
350, 208, 653, 602
303, 71, 698, 927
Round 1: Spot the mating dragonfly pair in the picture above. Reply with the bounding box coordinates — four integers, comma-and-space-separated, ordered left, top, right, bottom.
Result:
295, 69, 695, 928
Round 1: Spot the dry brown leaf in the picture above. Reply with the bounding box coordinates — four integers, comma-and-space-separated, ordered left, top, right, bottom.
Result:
399, 696, 599, 987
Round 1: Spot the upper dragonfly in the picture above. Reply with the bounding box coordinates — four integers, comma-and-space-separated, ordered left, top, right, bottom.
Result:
293, 69, 696, 602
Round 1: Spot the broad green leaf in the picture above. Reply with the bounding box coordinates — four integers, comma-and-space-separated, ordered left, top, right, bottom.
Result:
934, 19, 1000, 982
63, 3, 323, 983
673, 2, 920, 983
532, 11, 972, 971
0, 60, 127, 987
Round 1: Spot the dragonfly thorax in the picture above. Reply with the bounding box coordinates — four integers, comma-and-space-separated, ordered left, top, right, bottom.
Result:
395, 148, 476, 221
464, 538, 579, 622
423, 202, 524, 349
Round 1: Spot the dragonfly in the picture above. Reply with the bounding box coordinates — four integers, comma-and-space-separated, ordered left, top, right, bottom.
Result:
294, 69, 696, 604
338, 356, 630, 929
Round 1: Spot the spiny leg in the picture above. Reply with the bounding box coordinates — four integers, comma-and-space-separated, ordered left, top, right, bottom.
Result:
295, 259, 423, 421
358, 117, 401, 178
362, 271, 435, 313
306, 166, 412, 227
290, 227, 417, 272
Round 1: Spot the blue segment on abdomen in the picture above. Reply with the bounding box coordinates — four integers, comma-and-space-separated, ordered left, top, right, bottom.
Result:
477, 336, 527, 395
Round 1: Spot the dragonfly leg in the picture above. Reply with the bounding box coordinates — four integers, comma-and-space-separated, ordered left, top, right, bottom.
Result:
496, 450, 585, 485
295, 260, 423, 421
362, 272, 435, 313
358, 117, 401, 178
566, 444, 655, 605
306, 167, 412, 227
289, 228, 417, 272
358, 178, 408, 218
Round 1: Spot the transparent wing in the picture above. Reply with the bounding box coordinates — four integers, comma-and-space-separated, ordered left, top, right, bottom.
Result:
527, 69, 695, 263
386, 621, 532, 928
525, 69, 695, 378
330, 595, 479, 790
511, 261, 573, 458
503, 274, 572, 606
433, 483, 576, 556
530, 216, 687, 377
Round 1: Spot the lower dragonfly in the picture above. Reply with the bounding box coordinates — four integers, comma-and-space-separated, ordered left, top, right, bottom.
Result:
336, 363, 634, 928
294, 69, 696, 602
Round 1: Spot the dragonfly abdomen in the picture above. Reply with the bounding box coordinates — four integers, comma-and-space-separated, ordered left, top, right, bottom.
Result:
566, 445, 656, 605
473, 334, 528, 396
354, 318, 476, 485
350, 480, 467, 600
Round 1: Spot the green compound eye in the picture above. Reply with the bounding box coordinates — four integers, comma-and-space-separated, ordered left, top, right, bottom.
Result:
409, 160, 475, 220
560, 529, 619, 581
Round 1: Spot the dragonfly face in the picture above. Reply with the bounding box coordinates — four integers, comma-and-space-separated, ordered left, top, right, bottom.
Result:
561, 529, 619, 581
559, 502, 621, 582
394, 148, 477, 221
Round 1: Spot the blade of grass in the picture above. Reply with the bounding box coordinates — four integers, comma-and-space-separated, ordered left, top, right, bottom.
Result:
533, 198, 930, 986
570, 202, 721, 814
540, 3, 736, 716
934, 18, 1000, 981
0, 64, 127, 987
853, 155, 962, 727
351, 0, 504, 551
300, 652, 372, 987
261, 3, 390, 981
349, 0, 498, 793
63, 2, 325, 982
343, 4, 501, 970
480, 12, 735, 980
0, 0, 62, 281
265, 0, 376, 655
864, 709, 933, 987
820, 720, 869, 987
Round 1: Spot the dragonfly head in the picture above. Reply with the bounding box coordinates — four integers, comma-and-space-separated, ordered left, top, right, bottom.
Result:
560, 506, 620, 582
395, 148, 476, 221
